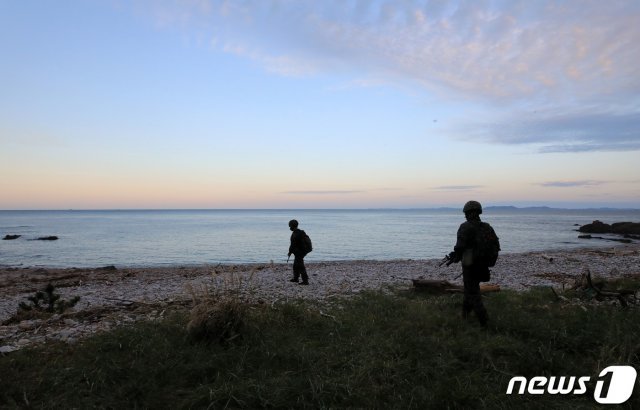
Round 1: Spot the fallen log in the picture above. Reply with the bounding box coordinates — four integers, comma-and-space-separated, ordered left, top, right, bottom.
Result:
412, 279, 500, 294
480, 284, 501, 293
411, 279, 452, 291
444, 284, 501, 294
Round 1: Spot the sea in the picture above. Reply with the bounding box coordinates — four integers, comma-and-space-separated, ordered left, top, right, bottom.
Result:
1, 208, 639, 268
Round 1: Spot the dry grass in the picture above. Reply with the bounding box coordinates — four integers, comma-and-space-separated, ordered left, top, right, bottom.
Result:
3, 284, 640, 408
184, 267, 256, 343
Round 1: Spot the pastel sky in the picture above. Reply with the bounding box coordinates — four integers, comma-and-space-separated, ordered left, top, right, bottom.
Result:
1, 0, 639, 209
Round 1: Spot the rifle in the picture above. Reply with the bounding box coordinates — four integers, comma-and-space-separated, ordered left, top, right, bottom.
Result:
439, 254, 455, 267
440, 253, 463, 280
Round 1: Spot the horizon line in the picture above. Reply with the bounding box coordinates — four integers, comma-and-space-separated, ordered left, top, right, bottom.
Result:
1, 205, 639, 212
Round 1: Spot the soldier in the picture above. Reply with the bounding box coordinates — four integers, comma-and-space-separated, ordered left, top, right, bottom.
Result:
288, 219, 309, 285
448, 200, 500, 326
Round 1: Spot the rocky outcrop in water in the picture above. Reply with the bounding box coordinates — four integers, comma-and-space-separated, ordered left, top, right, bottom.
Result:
610, 222, 640, 235
579, 221, 640, 235
4, 235, 60, 241
578, 234, 632, 243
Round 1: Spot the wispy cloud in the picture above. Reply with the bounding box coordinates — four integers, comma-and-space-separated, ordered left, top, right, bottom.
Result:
282, 190, 364, 195
139, 1, 640, 102
431, 185, 483, 191
538, 180, 607, 188
281, 187, 402, 195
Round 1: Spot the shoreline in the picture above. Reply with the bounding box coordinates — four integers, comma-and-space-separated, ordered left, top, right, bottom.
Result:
1, 242, 637, 270
1, 244, 640, 352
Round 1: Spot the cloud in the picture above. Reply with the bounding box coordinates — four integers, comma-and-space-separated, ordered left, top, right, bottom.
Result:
138, 1, 640, 101
221, 43, 322, 77
281, 187, 401, 195
431, 185, 483, 191
538, 141, 640, 153
282, 190, 364, 195
538, 180, 607, 188
453, 108, 640, 153
136, 1, 640, 152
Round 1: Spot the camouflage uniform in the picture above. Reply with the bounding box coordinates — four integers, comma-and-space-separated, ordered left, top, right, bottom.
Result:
452, 217, 490, 326
289, 228, 309, 284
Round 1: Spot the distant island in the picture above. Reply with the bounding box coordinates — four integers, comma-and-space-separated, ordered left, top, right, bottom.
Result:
485, 206, 640, 212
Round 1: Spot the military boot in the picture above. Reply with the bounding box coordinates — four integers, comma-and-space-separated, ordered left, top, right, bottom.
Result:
477, 309, 489, 327
299, 272, 309, 285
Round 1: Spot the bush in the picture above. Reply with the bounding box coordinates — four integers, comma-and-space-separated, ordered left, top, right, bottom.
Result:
18, 283, 80, 314
185, 268, 254, 344
186, 298, 246, 343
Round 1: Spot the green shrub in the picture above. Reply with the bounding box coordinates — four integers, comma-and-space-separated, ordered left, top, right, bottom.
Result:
18, 283, 80, 314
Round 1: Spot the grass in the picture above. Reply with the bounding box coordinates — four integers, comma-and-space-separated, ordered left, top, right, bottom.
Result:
1, 285, 639, 409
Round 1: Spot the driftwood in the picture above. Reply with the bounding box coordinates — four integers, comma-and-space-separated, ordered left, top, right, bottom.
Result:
568, 269, 637, 307
412, 279, 500, 294
585, 269, 632, 308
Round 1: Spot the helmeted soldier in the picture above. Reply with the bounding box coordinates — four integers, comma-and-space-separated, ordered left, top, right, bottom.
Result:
288, 219, 309, 285
448, 200, 500, 326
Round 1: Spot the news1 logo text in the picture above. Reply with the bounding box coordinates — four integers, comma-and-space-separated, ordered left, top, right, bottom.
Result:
506, 366, 637, 404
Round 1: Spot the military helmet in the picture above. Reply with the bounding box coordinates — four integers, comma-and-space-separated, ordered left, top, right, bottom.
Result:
463, 200, 482, 214
288, 219, 299, 228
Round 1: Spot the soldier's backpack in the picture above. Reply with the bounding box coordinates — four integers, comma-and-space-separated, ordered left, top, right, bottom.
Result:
301, 230, 313, 254
474, 222, 500, 267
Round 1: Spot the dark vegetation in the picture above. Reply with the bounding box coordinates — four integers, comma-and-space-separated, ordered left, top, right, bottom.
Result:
9, 284, 81, 323
1, 279, 639, 409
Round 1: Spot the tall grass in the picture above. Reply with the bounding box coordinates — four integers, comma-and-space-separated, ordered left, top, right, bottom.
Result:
184, 269, 255, 344
1, 286, 639, 409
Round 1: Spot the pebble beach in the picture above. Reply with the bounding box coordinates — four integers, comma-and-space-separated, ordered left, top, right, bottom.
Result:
1, 244, 640, 353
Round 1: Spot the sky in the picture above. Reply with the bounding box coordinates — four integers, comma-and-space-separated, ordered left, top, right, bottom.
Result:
1, 0, 639, 209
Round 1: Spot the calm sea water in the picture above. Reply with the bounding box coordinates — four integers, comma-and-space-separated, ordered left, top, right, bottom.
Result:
1, 209, 639, 268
